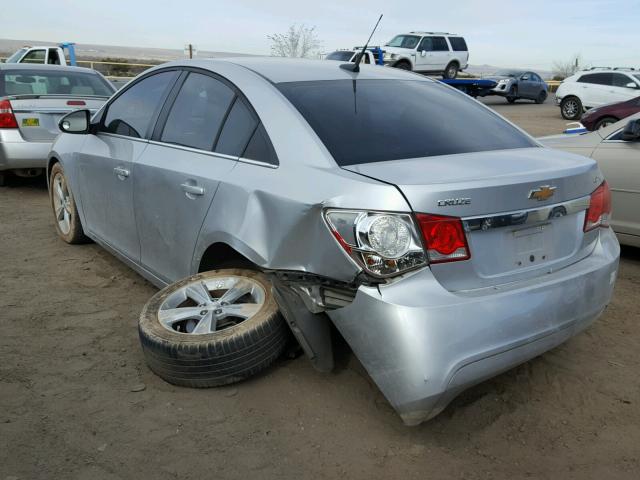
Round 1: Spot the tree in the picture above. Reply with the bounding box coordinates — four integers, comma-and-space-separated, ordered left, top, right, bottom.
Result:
267, 24, 322, 58
552, 54, 582, 81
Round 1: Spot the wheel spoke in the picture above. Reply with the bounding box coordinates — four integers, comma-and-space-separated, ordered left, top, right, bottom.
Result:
158, 306, 205, 327
55, 181, 65, 202
191, 311, 214, 334
219, 279, 253, 305
185, 281, 212, 305
222, 303, 261, 319
55, 205, 65, 221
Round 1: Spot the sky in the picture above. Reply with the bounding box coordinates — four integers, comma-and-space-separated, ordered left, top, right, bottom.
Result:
2, 0, 639, 70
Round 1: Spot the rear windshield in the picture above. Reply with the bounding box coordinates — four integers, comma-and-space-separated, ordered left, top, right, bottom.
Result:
0, 69, 114, 97
277, 79, 536, 166
326, 51, 354, 61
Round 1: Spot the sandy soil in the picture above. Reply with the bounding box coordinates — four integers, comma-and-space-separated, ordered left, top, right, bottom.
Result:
1, 101, 639, 480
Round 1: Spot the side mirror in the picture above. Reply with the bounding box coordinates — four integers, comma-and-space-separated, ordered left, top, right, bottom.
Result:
625, 82, 638, 89
420, 50, 427, 57
59, 109, 91, 134
621, 119, 640, 141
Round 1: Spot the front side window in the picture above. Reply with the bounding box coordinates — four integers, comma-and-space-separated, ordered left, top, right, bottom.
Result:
102, 70, 178, 138
278, 79, 536, 166
1, 70, 114, 97
387, 35, 420, 49
160, 72, 235, 150
21, 49, 46, 64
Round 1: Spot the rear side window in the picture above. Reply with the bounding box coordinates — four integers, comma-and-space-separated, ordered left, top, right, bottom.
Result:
242, 124, 278, 165
161, 72, 234, 150
1, 69, 114, 97
430, 37, 449, 51
448, 37, 468, 51
102, 70, 178, 138
215, 98, 258, 156
278, 79, 536, 166
578, 73, 612, 86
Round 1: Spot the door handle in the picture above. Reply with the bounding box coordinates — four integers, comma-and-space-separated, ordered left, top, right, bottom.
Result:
113, 166, 130, 178
181, 183, 205, 196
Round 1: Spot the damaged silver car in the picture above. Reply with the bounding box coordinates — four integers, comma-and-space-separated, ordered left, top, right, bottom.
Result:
48, 58, 619, 425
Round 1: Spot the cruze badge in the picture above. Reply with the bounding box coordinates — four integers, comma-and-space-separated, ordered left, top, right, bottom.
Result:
437, 198, 471, 207
528, 185, 556, 201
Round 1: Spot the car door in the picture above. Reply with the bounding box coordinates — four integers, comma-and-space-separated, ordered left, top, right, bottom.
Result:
134, 70, 254, 283
518, 72, 536, 98
77, 70, 180, 261
591, 127, 640, 238
415, 36, 450, 71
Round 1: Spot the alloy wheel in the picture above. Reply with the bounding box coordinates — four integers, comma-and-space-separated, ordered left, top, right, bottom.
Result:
52, 173, 72, 235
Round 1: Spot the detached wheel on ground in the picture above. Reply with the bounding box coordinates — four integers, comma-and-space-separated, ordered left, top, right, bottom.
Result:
594, 116, 618, 130
139, 269, 289, 388
49, 162, 89, 244
560, 96, 583, 120
443, 62, 459, 79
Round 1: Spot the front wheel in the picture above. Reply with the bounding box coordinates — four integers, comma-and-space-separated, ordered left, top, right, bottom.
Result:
535, 90, 548, 104
49, 163, 89, 244
594, 116, 618, 130
139, 269, 289, 388
443, 62, 459, 79
393, 61, 411, 71
560, 96, 583, 120
507, 87, 518, 103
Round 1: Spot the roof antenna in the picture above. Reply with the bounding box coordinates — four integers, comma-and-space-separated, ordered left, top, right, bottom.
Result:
341, 14, 383, 73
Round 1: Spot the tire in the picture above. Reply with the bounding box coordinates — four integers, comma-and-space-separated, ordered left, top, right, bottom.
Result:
594, 116, 619, 130
49, 162, 89, 244
393, 61, 411, 71
535, 90, 548, 104
561, 96, 583, 120
507, 87, 518, 103
443, 62, 459, 79
0, 172, 7, 187
139, 269, 289, 388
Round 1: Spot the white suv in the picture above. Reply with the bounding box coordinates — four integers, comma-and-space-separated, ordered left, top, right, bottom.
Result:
382, 32, 469, 78
556, 68, 640, 120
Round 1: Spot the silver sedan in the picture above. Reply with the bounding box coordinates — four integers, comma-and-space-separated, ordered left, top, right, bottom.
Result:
48, 58, 619, 425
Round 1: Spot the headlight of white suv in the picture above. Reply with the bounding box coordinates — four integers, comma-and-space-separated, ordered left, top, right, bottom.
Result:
324, 209, 427, 277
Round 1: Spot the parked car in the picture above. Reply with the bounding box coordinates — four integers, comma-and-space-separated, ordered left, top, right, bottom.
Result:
556, 68, 640, 120
381, 32, 468, 78
484, 69, 548, 104
0, 64, 115, 185
540, 113, 640, 247
324, 48, 380, 65
49, 58, 619, 426
579, 95, 640, 130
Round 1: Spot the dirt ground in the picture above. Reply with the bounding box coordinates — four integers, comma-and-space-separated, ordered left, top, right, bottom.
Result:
1, 99, 639, 480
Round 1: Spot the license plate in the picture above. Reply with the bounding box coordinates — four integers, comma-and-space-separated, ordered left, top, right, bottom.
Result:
22, 118, 40, 127
513, 223, 551, 266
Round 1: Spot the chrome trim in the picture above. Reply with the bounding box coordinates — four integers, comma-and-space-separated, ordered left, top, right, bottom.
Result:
98, 132, 149, 144
147, 140, 239, 161
238, 157, 278, 169
14, 108, 99, 114
462, 195, 590, 232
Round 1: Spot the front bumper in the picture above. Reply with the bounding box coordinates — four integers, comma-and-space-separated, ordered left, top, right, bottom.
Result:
328, 228, 619, 425
489, 82, 513, 96
0, 129, 51, 171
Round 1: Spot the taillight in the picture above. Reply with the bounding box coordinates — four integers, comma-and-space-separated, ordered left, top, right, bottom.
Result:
584, 181, 612, 232
415, 213, 471, 264
67, 100, 86, 106
0, 99, 18, 129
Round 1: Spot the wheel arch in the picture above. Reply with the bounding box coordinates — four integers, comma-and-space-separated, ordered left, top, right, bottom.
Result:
197, 241, 260, 273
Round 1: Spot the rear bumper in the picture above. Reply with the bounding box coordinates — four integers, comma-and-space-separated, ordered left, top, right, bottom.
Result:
0, 129, 51, 170
328, 228, 619, 425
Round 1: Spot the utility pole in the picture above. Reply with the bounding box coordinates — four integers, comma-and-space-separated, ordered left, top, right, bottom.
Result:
184, 43, 197, 59
188, 43, 193, 59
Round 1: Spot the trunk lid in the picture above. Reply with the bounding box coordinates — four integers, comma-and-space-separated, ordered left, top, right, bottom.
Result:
9, 96, 107, 142
343, 147, 603, 291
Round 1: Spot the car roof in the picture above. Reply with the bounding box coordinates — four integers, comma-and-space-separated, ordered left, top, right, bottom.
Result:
0, 63, 98, 74
167, 57, 433, 84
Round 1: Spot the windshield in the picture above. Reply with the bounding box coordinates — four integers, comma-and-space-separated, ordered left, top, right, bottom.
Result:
386, 35, 420, 49
495, 70, 524, 77
325, 51, 354, 62
5, 48, 28, 63
0, 69, 114, 97
277, 79, 537, 166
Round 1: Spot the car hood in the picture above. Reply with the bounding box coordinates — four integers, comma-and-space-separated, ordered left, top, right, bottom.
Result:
383, 46, 415, 55
483, 75, 515, 82
539, 131, 604, 149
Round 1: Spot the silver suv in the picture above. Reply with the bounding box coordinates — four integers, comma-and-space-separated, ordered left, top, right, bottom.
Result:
49, 58, 619, 425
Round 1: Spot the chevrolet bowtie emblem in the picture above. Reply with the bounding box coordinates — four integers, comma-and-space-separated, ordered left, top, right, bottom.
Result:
528, 185, 557, 201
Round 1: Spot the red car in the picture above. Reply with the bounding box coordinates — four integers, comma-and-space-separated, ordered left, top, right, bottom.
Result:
580, 95, 640, 131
